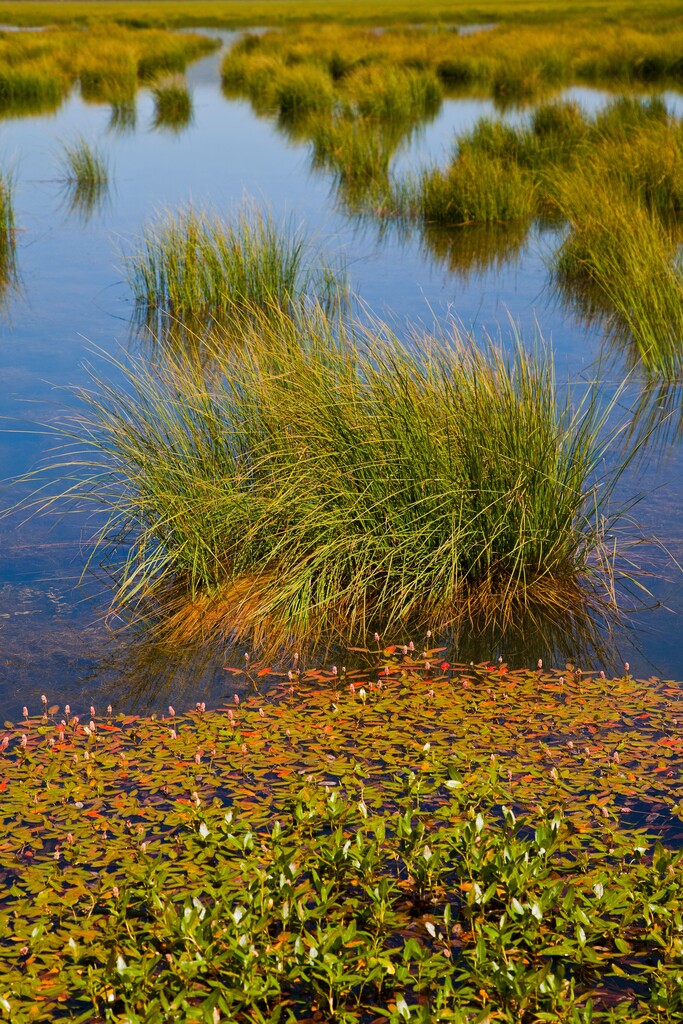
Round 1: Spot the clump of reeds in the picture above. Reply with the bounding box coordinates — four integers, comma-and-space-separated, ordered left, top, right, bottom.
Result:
151, 75, 193, 130
0, 59, 66, 114
57, 137, 109, 218
125, 204, 346, 333
273, 64, 335, 118
0, 168, 16, 300
51, 304, 632, 652
553, 169, 683, 376
394, 153, 536, 225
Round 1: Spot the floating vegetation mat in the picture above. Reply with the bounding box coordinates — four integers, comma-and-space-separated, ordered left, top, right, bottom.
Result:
1, 650, 683, 1021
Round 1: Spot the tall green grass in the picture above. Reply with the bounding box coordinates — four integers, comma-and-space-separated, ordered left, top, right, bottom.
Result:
553, 171, 683, 377
151, 75, 193, 130
394, 154, 536, 225
0, 59, 66, 114
0, 168, 16, 301
125, 204, 347, 334
58, 137, 110, 218
51, 305, 633, 651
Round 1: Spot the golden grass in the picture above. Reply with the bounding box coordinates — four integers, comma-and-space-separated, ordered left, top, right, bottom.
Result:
0, 23, 217, 112
0, 0, 681, 30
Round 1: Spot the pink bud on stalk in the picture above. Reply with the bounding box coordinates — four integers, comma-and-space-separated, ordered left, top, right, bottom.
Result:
168, 706, 175, 717
20, 734, 27, 748
349, 683, 355, 694
41, 694, 47, 706
409, 641, 415, 652
332, 666, 338, 676
169, 729, 177, 740
624, 662, 630, 674
537, 659, 543, 670
234, 695, 240, 706
259, 708, 265, 718
374, 633, 380, 643
22, 707, 28, 720
65, 705, 70, 716
90, 706, 95, 718
107, 705, 112, 716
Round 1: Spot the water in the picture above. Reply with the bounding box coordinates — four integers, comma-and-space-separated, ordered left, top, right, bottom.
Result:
1, 34, 683, 720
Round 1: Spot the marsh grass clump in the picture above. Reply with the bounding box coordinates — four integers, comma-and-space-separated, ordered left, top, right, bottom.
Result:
394, 153, 536, 225
553, 173, 683, 376
57, 136, 110, 219
126, 204, 346, 334
0, 59, 65, 115
0, 169, 16, 299
55, 306, 632, 652
151, 75, 193, 130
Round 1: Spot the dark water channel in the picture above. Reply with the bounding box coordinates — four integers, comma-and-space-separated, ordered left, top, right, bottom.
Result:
1, 31, 683, 719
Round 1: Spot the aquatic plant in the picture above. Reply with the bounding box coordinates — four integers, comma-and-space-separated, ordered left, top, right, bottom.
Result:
553, 170, 683, 377
57, 136, 110, 219
0, 24, 216, 118
125, 204, 346, 332
47, 303, 635, 651
0, 58, 66, 114
151, 74, 193, 130
0, 168, 16, 300
393, 153, 536, 225
1, 656, 683, 1021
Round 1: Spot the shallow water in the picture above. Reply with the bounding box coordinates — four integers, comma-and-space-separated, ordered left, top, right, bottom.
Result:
1, 33, 683, 719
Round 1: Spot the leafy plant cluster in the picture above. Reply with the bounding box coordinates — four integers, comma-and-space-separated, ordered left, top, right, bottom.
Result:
0, 654, 682, 1021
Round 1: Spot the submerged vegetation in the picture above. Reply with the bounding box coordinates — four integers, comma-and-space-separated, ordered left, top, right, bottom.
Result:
125, 205, 346, 335
47, 301, 635, 652
1, 656, 683, 1021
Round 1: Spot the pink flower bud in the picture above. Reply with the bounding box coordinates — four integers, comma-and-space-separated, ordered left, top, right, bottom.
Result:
228, 710, 234, 722
624, 662, 630, 673
194, 751, 202, 765
332, 666, 338, 676
20, 734, 27, 748
141, 842, 147, 853
64, 705, 70, 716
287, 670, 293, 681
374, 633, 380, 642
259, 708, 265, 718
168, 706, 175, 717
107, 705, 112, 715
233, 695, 239, 706
112, 886, 119, 898
600, 670, 605, 679
244, 652, 250, 662
90, 706, 95, 718
349, 683, 355, 694
613, 751, 619, 763
241, 743, 247, 755
537, 659, 543, 669
169, 729, 177, 740
67, 833, 74, 844
41, 695, 47, 705
22, 707, 28, 719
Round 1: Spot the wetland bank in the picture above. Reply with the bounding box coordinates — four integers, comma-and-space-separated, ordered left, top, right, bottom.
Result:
1, 1, 683, 1019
